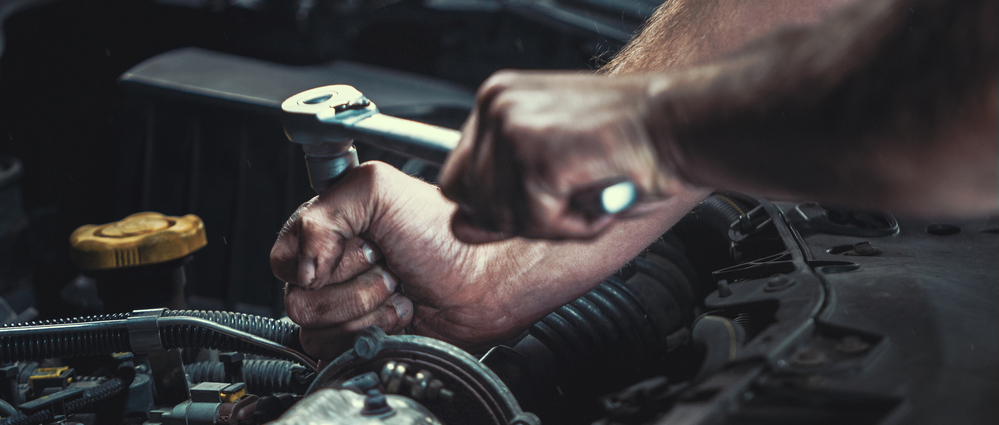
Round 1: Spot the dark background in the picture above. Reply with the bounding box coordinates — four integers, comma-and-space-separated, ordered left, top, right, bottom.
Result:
0, 0, 655, 319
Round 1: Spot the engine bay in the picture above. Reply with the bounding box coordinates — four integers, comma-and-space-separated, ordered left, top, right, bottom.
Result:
0, 1, 995, 424
0, 186, 994, 424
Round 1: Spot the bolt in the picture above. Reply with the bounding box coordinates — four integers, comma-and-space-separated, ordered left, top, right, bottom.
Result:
739, 214, 754, 233
410, 371, 431, 400
361, 389, 393, 416
380, 361, 397, 384
764, 275, 795, 292
384, 362, 407, 394
717, 280, 733, 297
355, 335, 381, 359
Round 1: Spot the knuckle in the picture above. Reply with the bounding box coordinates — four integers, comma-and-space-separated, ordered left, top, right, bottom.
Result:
341, 318, 371, 334
353, 287, 384, 317
480, 70, 518, 95
285, 300, 317, 326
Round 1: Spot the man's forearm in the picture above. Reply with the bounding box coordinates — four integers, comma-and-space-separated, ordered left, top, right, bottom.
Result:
603, 0, 859, 75
490, 188, 709, 335
637, 0, 996, 214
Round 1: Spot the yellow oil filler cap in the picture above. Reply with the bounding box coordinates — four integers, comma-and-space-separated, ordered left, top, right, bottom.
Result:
70, 212, 207, 270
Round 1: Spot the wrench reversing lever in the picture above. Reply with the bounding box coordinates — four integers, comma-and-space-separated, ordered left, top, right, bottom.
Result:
281, 85, 638, 217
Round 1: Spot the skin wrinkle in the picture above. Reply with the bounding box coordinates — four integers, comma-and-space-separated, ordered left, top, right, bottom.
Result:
416, 0, 884, 341
279, 0, 995, 361
468, 73, 674, 239
286, 268, 392, 326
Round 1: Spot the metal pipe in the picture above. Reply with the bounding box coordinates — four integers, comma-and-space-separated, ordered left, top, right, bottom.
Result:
155, 316, 318, 371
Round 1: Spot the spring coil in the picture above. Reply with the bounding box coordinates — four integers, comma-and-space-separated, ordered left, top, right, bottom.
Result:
0, 310, 299, 363
0, 410, 51, 425
0, 313, 131, 327
64, 377, 128, 411
527, 236, 696, 372
0, 377, 129, 425
185, 360, 228, 383
697, 194, 749, 234
242, 359, 307, 395
162, 311, 299, 348
0, 326, 130, 362
186, 359, 308, 395
158, 311, 298, 357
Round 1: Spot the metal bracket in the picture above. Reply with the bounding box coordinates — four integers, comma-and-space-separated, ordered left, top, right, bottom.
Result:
127, 308, 166, 354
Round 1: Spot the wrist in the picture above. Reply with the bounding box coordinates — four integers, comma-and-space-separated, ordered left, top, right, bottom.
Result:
633, 73, 693, 197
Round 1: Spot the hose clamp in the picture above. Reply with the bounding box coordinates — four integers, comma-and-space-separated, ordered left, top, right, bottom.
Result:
127, 308, 166, 354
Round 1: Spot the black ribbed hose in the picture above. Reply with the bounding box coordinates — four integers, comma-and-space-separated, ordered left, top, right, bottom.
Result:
0, 310, 300, 363
691, 315, 746, 383
524, 235, 696, 377
697, 193, 750, 234
482, 235, 698, 423
0, 410, 51, 425
159, 310, 300, 356
0, 362, 134, 425
186, 359, 311, 395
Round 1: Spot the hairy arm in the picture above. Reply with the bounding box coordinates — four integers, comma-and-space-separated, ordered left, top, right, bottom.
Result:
603, 0, 859, 75
639, 0, 996, 214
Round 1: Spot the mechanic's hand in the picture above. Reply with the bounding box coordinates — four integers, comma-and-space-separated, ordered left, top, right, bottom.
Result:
271, 162, 554, 361
439, 71, 683, 243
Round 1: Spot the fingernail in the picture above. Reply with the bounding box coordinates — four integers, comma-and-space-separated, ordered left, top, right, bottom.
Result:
382, 270, 397, 293
394, 295, 413, 320
298, 256, 315, 286
362, 242, 377, 264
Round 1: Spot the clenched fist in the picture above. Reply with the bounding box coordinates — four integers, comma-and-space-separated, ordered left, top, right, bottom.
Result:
271, 162, 706, 361
440, 71, 686, 243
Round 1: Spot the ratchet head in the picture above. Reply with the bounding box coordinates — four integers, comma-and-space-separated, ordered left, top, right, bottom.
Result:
281, 85, 378, 149
282, 85, 379, 193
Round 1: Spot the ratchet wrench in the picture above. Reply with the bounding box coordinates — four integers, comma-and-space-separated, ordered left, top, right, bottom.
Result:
281, 85, 637, 216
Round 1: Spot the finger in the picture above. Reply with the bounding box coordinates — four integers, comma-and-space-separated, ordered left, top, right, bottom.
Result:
438, 110, 480, 208
441, 75, 520, 233
298, 293, 414, 361
324, 238, 383, 284
284, 265, 399, 327
270, 198, 316, 284
438, 105, 478, 189
294, 194, 377, 288
296, 211, 344, 288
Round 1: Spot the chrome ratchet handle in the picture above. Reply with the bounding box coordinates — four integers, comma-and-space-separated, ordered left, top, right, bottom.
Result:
282, 85, 636, 215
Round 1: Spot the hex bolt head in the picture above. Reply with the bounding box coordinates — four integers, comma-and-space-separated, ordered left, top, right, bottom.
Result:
361, 389, 393, 416
355, 334, 382, 359
764, 275, 796, 292
717, 280, 733, 297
